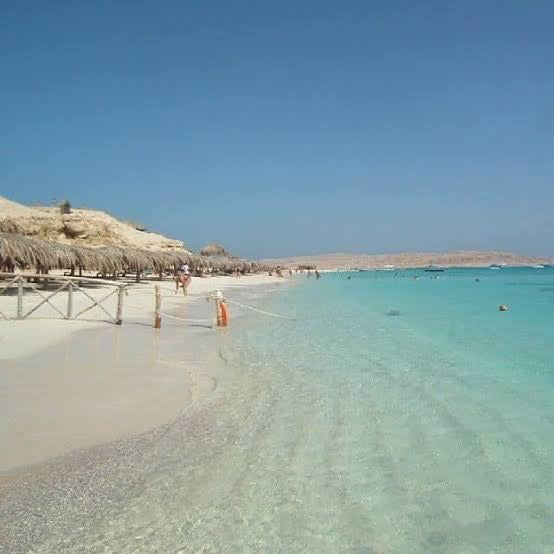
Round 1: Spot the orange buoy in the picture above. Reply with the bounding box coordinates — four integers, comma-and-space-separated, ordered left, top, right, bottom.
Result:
218, 300, 229, 327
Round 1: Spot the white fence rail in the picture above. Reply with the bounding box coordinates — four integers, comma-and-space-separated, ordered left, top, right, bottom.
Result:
0, 273, 125, 324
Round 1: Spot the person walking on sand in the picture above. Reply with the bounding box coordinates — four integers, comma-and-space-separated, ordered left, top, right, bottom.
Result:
175, 262, 191, 295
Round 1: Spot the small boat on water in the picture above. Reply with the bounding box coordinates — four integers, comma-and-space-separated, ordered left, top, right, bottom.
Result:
532, 264, 545, 269
489, 264, 502, 270
424, 265, 445, 272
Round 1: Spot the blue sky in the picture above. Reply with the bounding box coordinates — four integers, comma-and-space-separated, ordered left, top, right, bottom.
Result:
1, 1, 553, 258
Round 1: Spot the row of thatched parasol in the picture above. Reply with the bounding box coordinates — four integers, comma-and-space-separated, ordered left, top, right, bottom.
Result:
0, 233, 265, 275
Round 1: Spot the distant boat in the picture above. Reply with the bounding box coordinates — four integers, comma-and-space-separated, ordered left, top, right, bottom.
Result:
489, 264, 502, 270
424, 265, 445, 273
532, 264, 545, 269
379, 265, 395, 271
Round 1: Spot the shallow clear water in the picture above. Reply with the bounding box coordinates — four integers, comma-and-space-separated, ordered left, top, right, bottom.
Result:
221, 268, 554, 553
33, 269, 554, 553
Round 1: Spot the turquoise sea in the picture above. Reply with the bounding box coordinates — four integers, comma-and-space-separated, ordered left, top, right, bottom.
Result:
222, 267, 554, 553
29, 267, 554, 553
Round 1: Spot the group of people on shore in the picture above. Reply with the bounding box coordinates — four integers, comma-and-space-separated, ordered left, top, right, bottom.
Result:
175, 263, 321, 295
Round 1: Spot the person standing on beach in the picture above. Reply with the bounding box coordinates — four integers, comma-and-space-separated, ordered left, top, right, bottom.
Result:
175, 263, 191, 295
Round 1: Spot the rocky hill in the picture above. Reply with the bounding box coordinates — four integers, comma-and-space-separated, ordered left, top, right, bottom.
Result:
0, 196, 189, 254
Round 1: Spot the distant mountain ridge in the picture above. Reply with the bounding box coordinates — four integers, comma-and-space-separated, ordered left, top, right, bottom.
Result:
260, 250, 552, 270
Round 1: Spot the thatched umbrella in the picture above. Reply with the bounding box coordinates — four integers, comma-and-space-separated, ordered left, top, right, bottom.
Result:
0, 232, 38, 270
1, 230, 264, 281
0, 232, 76, 272
43, 240, 76, 273
82, 246, 123, 275
92, 246, 192, 281
200, 243, 229, 257
69, 245, 111, 275
0, 232, 199, 281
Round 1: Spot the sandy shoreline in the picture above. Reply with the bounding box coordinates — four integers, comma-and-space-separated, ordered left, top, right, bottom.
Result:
0, 273, 289, 473
0, 273, 286, 361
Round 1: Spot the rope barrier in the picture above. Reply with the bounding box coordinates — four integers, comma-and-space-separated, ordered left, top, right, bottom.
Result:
129, 285, 181, 295
125, 302, 211, 324
224, 298, 296, 321
159, 311, 214, 325
126, 287, 295, 326
162, 287, 181, 294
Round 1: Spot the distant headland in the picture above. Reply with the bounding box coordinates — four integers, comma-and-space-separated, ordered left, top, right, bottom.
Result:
260, 251, 552, 270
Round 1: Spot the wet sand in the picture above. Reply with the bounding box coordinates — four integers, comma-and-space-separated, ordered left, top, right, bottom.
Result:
0, 328, 279, 554
1, 316, 210, 471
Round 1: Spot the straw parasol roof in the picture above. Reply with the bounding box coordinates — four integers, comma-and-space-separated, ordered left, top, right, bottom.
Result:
1, 232, 264, 276
197, 243, 253, 273
0, 232, 197, 274
0, 232, 77, 270
200, 243, 229, 257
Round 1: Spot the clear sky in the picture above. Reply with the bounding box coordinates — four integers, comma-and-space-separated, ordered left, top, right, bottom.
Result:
1, 1, 553, 258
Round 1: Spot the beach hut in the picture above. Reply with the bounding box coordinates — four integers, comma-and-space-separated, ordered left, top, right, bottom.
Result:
59, 200, 71, 215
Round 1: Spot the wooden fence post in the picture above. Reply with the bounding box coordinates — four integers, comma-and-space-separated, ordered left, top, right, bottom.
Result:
154, 285, 161, 329
67, 281, 73, 319
215, 297, 221, 326
17, 277, 23, 320
116, 285, 125, 325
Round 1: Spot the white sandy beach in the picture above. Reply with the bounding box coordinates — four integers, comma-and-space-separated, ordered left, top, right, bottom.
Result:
0, 273, 288, 472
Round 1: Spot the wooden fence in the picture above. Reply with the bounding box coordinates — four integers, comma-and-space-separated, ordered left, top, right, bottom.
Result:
0, 272, 125, 324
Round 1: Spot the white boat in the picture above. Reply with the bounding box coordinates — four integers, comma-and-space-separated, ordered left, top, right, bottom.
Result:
424, 265, 445, 273
532, 264, 545, 269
